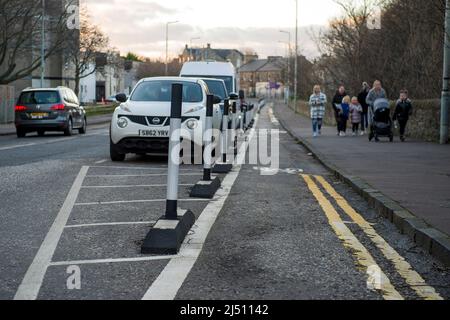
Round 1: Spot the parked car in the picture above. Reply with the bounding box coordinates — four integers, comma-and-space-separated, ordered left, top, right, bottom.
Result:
109, 77, 222, 161
198, 78, 240, 130
14, 87, 86, 138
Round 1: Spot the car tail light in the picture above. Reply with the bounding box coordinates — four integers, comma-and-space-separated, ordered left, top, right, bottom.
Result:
15, 105, 27, 112
51, 104, 65, 111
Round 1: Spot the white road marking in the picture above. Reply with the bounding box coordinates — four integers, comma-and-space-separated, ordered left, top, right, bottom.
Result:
0, 130, 108, 152
86, 173, 202, 178
74, 198, 210, 206
142, 113, 260, 300
14, 166, 89, 300
49, 255, 175, 267
64, 221, 157, 228
91, 165, 197, 171
81, 184, 194, 189
94, 159, 108, 164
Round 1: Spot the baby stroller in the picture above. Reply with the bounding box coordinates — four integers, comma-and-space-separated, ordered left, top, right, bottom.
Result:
369, 98, 394, 142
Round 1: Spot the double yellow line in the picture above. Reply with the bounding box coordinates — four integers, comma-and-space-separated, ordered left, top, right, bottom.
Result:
301, 174, 443, 301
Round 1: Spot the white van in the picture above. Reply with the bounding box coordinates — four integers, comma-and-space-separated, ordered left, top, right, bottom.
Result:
180, 61, 238, 94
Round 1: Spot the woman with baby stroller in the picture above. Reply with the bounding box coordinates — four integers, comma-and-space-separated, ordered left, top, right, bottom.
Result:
368, 98, 394, 142
366, 80, 393, 142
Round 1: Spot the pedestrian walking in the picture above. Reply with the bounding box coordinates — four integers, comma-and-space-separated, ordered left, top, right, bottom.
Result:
309, 85, 327, 137
349, 96, 363, 136
338, 96, 351, 136
393, 89, 413, 142
366, 80, 387, 137
366, 80, 387, 110
357, 82, 370, 135
332, 86, 347, 135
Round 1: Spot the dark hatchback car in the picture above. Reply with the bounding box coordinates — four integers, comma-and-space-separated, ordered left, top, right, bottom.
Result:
15, 87, 87, 138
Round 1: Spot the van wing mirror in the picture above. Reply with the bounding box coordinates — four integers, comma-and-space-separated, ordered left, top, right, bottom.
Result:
116, 93, 127, 103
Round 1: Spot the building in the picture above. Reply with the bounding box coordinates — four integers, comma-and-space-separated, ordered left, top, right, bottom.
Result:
180, 44, 244, 70
239, 56, 286, 97
2, 0, 80, 99
79, 52, 126, 104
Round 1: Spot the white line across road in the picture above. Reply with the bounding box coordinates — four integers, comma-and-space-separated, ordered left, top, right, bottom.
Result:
49, 255, 175, 267
14, 166, 89, 300
74, 198, 210, 206
91, 165, 199, 171
142, 112, 260, 300
65, 221, 157, 229
0, 130, 108, 152
81, 184, 194, 189
86, 173, 202, 178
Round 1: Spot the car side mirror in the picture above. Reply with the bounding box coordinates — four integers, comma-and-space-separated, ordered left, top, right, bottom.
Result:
229, 93, 238, 100
213, 95, 222, 104
116, 93, 127, 103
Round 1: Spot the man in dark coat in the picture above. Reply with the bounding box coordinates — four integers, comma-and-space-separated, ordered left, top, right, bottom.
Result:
357, 82, 370, 135
332, 85, 347, 135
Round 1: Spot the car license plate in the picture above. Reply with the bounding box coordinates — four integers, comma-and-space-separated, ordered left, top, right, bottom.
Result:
139, 129, 169, 137
30, 113, 48, 119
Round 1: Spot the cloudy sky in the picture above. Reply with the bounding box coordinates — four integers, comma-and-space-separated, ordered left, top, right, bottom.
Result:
84, 0, 344, 60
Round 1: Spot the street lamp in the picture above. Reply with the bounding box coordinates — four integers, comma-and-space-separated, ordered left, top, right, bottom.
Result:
294, 0, 298, 113
279, 30, 291, 105
40, 0, 45, 88
165, 20, 179, 76
441, 0, 450, 144
190, 37, 200, 61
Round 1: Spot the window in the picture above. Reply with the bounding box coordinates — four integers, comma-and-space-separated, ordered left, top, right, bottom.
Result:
18, 91, 60, 105
131, 81, 203, 103
202, 80, 227, 100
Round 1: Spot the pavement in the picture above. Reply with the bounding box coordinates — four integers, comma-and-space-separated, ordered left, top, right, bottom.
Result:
0, 114, 113, 136
0, 103, 448, 300
273, 100, 450, 264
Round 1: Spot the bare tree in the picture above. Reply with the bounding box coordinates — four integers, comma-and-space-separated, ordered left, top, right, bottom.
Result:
315, 0, 444, 99
0, 0, 72, 84
65, 6, 109, 96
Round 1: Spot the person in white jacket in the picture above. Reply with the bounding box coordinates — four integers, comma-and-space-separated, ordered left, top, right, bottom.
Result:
309, 85, 327, 137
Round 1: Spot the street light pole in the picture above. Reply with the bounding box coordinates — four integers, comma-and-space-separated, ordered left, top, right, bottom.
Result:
190, 37, 200, 61
279, 30, 291, 105
40, 0, 45, 88
294, 0, 298, 113
441, 0, 450, 144
165, 21, 179, 76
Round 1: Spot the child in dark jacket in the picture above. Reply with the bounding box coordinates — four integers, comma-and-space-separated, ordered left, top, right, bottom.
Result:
338, 96, 351, 136
393, 90, 413, 142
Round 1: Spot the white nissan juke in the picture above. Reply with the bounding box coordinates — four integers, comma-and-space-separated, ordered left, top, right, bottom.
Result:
110, 77, 223, 161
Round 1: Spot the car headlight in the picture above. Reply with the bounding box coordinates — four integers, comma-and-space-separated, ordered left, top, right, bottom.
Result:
186, 119, 198, 130
117, 117, 128, 128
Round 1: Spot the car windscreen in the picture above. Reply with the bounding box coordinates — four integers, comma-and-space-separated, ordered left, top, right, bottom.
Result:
131, 81, 203, 103
183, 75, 232, 94
18, 91, 60, 105
202, 80, 227, 100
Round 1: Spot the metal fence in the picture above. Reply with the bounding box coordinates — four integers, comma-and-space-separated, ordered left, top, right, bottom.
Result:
0, 85, 15, 124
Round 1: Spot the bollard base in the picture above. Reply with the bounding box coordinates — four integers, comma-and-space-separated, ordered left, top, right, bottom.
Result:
189, 177, 221, 199
213, 162, 233, 174
141, 210, 195, 255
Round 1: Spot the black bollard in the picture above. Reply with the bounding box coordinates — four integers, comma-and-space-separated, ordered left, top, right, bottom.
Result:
141, 83, 195, 255
190, 95, 221, 199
